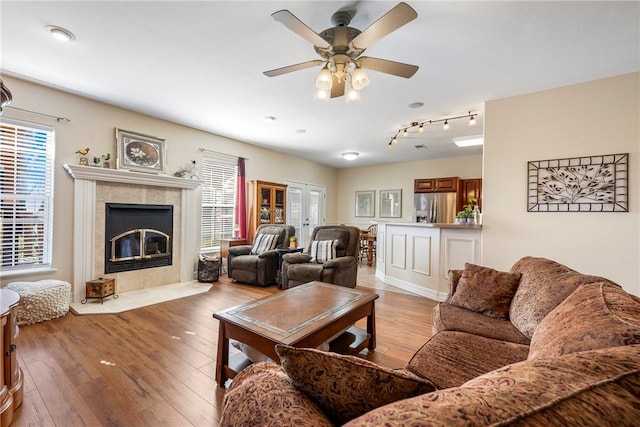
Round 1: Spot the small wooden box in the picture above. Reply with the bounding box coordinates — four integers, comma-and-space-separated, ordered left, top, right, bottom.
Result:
82, 278, 117, 304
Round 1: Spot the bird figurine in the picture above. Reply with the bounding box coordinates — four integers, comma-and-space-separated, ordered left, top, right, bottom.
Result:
101, 153, 111, 161
75, 147, 90, 155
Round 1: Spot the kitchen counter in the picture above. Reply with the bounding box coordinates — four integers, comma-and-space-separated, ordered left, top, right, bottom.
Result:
375, 223, 482, 300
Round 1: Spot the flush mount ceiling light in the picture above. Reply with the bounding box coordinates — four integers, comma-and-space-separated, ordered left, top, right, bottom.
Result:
341, 152, 359, 161
453, 135, 484, 147
387, 111, 478, 148
264, 116, 276, 123
46, 25, 75, 41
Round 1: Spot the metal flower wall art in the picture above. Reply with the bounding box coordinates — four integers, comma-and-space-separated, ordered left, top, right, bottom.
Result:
528, 153, 628, 212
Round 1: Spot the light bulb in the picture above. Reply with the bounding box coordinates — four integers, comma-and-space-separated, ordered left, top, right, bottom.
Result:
351, 66, 370, 90
402, 128, 408, 137
315, 65, 333, 91
443, 120, 450, 130
418, 123, 424, 133
392, 136, 398, 144
313, 88, 330, 102
345, 85, 361, 103
469, 115, 477, 126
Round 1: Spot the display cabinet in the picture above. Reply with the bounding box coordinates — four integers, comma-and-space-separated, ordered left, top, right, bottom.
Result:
249, 180, 287, 242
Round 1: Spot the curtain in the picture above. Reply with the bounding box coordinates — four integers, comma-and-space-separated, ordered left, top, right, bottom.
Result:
235, 157, 247, 239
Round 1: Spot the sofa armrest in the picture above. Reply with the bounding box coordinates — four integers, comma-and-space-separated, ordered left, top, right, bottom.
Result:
324, 256, 356, 269
228, 245, 252, 256
282, 252, 312, 264
220, 362, 333, 427
257, 249, 278, 259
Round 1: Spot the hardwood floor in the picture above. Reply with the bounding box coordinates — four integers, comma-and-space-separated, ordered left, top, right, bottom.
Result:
10, 265, 436, 427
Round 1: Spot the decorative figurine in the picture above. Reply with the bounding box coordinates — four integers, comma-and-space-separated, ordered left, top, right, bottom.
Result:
92, 156, 101, 167
101, 153, 111, 168
76, 147, 90, 166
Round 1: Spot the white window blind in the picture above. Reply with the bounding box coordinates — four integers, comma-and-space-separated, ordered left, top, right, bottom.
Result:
0, 118, 55, 274
200, 152, 237, 252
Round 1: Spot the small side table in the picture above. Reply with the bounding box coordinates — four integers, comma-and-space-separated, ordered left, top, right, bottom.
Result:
82, 278, 118, 304
275, 247, 304, 288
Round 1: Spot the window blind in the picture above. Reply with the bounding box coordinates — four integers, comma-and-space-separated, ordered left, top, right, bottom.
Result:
0, 118, 55, 273
200, 152, 237, 252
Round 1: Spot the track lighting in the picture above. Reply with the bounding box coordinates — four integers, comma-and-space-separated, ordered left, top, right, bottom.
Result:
387, 112, 479, 146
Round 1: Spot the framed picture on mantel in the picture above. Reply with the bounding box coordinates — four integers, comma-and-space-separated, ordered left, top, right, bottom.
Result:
115, 128, 166, 174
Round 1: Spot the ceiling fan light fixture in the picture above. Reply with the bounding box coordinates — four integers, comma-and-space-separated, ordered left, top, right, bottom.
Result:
345, 85, 361, 103
313, 88, 330, 102
351, 65, 370, 90
341, 152, 359, 161
315, 65, 333, 91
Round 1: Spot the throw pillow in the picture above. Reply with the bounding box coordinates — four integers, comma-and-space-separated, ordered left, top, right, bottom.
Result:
275, 344, 435, 425
250, 233, 278, 255
528, 282, 640, 359
310, 239, 337, 263
448, 262, 522, 319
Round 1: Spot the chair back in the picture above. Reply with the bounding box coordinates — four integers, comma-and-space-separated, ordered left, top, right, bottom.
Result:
308, 225, 360, 258
254, 224, 295, 249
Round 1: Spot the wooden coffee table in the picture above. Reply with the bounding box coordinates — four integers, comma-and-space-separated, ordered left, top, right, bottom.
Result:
213, 281, 379, 387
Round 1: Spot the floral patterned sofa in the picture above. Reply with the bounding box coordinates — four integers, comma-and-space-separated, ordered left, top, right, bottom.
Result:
219, 257, 640, 426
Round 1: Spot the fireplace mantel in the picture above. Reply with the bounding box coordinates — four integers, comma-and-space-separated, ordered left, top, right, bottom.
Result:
63, 164, 201, 189
63, 164, 202, 302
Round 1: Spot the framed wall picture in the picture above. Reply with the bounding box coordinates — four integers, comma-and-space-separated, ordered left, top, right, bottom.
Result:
379, 189, 402, 218
355, 190, 375, 217
115, 128, 166, 174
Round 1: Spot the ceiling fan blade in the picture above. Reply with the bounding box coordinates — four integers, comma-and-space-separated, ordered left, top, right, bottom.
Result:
351, 2, 417, 49
358, 56, 419, 78
272, 10, 331, 49
331, 76, 345, 98
263, 60, 324, 77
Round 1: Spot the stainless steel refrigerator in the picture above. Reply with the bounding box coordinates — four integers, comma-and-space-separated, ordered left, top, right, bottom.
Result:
414, 192, 457, 224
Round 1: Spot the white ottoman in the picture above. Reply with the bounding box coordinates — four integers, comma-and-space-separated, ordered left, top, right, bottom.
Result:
5, 280, 71, 325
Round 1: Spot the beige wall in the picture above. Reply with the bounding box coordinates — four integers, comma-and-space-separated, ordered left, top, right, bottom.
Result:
483, 72, 640, 295
0, 76, 337, 287
336, 155, 483, 229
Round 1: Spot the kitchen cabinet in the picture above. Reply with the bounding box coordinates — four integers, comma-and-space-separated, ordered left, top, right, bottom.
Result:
459, 178, 483, 211
248, 180, 287, 243
414, 177, 460, 193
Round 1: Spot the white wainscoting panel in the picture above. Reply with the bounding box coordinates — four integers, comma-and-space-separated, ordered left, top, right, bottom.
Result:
412, 235, 432, 276
390, 233, 407, 269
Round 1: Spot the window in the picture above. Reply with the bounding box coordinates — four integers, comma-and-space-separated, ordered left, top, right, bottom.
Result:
200, 152, 237, 252
0, 118, 55, 275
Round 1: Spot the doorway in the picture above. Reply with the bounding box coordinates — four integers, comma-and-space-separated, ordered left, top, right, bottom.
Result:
285, 181, 325, 249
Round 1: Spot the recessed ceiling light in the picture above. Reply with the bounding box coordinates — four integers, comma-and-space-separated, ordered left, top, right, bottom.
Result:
453, 135, 484, 147
408, 102, 424, 109
46, 25, 75, 41
264, 116, 276, 123
341, 152, 359, 161
295, 129, 306, 133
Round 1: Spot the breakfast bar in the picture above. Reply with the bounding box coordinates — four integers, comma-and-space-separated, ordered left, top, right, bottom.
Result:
375, 222, 482, 300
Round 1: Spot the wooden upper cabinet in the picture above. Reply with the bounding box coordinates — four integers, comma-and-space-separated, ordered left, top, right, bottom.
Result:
414, 177, 460, 193
459, 178, 483, 211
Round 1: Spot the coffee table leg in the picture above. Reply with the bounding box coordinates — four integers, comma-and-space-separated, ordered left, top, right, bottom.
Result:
216, 321, 229, 388
367, 303, 376, 350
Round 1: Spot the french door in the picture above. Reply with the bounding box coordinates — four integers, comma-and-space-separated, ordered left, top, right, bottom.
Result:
285, 181, 325, 249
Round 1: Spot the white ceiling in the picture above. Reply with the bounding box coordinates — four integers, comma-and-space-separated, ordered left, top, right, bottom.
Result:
1, 1, 638, 168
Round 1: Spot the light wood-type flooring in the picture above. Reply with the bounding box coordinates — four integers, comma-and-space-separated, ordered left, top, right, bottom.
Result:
10, 264, 436, 427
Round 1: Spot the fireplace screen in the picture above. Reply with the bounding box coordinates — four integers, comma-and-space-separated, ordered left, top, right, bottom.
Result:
110, 229, 170, 262
104, 203, 173, 274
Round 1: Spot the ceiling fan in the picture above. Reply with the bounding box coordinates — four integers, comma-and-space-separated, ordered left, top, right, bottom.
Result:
263, 2, 419, 101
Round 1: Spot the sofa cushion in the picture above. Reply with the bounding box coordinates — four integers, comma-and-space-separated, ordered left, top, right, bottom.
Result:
310, 239, 337, 264
275, 344, 435, 425
250, 233, 278, 255
448, 263, 521, 319
346, 345, 640, 426
529, 282, 640, 359
509, 256, 618, 339
432, 303, 530, 345
406, 331, 529, 389
220, 362, 333, 427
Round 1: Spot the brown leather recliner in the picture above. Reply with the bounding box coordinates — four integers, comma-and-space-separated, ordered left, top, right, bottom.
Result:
281, 225, 360, 289
228, 224, 295, 287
